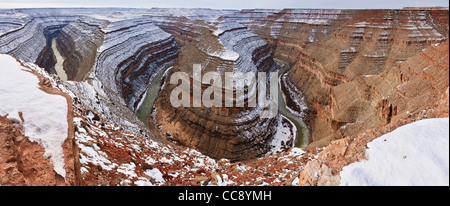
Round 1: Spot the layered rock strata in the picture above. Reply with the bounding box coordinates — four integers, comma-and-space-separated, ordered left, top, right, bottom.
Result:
154, 21, 280, 161
56, 17, 109, 81
95, 18, 179, 111
0, 14, 78, 73
147, 15, 212, 46
0, 9, 181, 138
248, 9, 359, 63
248, 8, 449, 147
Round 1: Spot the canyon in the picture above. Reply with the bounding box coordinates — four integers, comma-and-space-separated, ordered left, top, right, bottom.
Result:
0, 7, 448, 185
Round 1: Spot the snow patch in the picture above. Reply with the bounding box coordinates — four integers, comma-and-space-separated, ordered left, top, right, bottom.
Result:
340, 118, 449, 186
0, 54, 69, 178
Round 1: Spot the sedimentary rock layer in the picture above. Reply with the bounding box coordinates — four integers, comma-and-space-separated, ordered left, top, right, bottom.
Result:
0, 9, 181, 136
95, 18, 179, 111
154, 20, 279, 161
56, 17, 109, 81
0, 14, 78, 72
247, 8, 449, 147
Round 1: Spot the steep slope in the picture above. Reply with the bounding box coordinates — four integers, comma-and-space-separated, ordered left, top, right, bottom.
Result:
56, 17, 109, 81
95, 18, 179, 111
248, 9, 449, 147
154, 21, 281, 161
298, 40, 449, 186
0, 54, 76, 185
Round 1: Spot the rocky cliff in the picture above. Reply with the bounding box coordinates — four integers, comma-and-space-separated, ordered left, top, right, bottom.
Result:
247, 8, 449, 147
95, 18, 179, 111
0, 12, 78, 73
154, 20, 280, 161
298, 38, 449, 186
56, 17, 108, 81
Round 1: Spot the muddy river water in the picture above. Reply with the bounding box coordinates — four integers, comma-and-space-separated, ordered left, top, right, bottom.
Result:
51, 39, 68, 81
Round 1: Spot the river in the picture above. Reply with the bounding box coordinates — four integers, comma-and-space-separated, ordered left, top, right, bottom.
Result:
136, 65, 173, 125
136, 61, 309, 148
276, 59, 309, 148
51, 39, 68, 81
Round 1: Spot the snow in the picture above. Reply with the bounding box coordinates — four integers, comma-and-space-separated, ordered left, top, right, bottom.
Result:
117, 162, 138, 178
204, 40, 240, 61
292, 177, 299, 185
78, 143, 117, 171
341, 47, 357, 53
269, 116, 296, 154
308, 28, 316, 43
145, 168, 165, 184
340, 118, 449, 186
0, 54, 69, 178
216, 174, 235, 186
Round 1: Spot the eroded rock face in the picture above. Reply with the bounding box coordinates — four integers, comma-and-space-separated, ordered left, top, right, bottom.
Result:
154, 21, 280, 161
247, 8, 449, 148
0, 9, 181, 132
56, 17, 109, 81
95, 18, 179, 111
0, 115, 68, 186
0, 13, 77, 73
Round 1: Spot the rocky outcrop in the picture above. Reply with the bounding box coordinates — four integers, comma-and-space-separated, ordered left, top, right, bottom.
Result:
95, 18, 179, 111
0, 115, 71, 185
298, 39, 449, 186
154, 21, 280, 161
56, 17, 109, 81
0, 55, 77, 186
0, 15, 78, 72
248, 9, 449, 148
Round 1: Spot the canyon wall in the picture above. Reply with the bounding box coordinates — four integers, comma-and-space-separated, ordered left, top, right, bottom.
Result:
154, 20, 280, 161
0, 9, 182, 139
299, 40, 449, 185
95, 18, 179, 111
0, 12, 78, 73
56, 17, 109, 81
248, 8, 449, 148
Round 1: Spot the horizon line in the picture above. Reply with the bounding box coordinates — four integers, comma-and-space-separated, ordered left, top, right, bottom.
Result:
1, 6, 449, 10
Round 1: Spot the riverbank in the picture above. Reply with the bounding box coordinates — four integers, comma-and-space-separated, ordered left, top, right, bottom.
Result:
136, 65, 173, 125
275, 59, 309, 148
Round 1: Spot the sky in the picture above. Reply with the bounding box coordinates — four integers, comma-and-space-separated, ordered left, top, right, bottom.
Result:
0, 0, 448, 10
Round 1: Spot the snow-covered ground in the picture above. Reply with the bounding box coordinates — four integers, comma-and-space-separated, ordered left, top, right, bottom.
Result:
0, 53, 69, 178
268, 116, 296, 154
340, 118, 449, 186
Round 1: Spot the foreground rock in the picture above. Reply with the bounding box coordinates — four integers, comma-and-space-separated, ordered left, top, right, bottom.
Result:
298, 40, 449, 186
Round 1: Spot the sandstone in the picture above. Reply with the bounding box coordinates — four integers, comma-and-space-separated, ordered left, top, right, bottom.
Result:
247, 9, 450, 148
154, 21, 280, 161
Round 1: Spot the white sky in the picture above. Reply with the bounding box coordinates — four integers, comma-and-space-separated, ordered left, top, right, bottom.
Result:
0, 0, 448, 9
